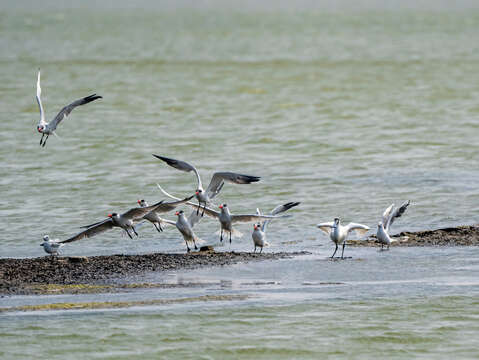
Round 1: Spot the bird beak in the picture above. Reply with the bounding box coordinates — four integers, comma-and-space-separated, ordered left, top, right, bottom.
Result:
195, 191, 199, 195
254, 225, 257, 230
107, 214, 112, 218
219, 205, 223, 209
175, 211, 179, 215
137, 200, 141, 204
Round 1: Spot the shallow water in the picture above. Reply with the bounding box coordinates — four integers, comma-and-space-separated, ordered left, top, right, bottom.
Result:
1, 1, 479, 358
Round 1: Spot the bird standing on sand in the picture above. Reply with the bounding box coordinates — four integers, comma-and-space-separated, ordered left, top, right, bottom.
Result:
252, 202, 300, 253
317, 218, 370, 259
153, 154, 260, 216
35, 69, 102, 147
59, 201, 166, 243
40, 235, 64, 256
377, 200, 411, 250
137, 195, 194, 232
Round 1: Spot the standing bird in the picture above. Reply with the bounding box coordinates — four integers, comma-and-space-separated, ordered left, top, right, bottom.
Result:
186, 203, 291, 244
377, 200, 410, 250
162, 210, 203, 252
252, 202, 300, 253
137, 195, 194, 232
152, 155, 260, 216
59, 201, 165, 244
35, 69, 102, 147
40, 235, 64, 256
317, 218, 370, 259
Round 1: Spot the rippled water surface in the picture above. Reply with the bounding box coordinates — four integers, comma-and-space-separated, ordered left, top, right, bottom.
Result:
1, 1, 479, 358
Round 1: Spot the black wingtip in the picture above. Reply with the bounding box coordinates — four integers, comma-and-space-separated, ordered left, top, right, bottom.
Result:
152, 154, 175, 164
84, 94, 102, 103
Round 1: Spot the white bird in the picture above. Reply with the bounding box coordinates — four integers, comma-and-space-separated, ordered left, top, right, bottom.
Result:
35, 69, 102, 147
377, 200, 410, 250
252, 202, 300, 253
162, 210, 204, 252
153, 154, 260, 216
137, 195, 194, 232
40, 235, 64, 256
317, 218, 370, 259
59, 201, 166, 244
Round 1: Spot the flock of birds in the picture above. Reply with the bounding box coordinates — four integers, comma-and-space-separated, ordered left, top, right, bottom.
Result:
35, 69, 411, 259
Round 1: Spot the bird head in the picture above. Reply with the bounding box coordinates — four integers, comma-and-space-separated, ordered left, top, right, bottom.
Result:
219, 203, 227, 209
333, 218, 340, 226
37, 125, 45, 133
195, 189, 202, 195
138, 199, 147, 207
175, 210, 184, 216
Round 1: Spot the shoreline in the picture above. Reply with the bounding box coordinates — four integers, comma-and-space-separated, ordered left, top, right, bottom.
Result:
0, 250, 308, 295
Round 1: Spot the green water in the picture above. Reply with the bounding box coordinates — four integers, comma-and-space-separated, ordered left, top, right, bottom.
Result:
1, 1, 479, 358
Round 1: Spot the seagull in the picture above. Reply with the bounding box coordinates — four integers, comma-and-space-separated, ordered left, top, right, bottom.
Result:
59, 201, 166, 244
317, 218, 370, 259
377, 200, 410, 250
152, 154, 260, 216
137, 195, 194, 232
187, 203, 291, 244
35, 69, 102, 147
161, 210, 203, 252
40, 235, 64, 256
252, 202, 300, 253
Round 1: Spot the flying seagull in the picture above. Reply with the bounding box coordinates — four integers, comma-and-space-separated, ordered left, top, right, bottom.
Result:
377, 200, 410, 250
137, 195, 194, 232
35, 69, 102, 147
152, 154, 260, 216
317, 218, 370, 259
60, 201, 165, 244
252, 202, 300, 253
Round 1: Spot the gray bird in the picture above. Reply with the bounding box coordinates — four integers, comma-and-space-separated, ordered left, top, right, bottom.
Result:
162, 210, 203, 252
153, 154, 260, 216
137, 195, 194, 232
377, 200, 410, 250
60, 201, 165, 244
252, 202, 300, 253
40, 235, 64, 256
35, 69, 102, 147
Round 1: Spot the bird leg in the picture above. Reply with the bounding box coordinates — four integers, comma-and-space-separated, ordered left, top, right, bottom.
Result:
154, 223, 162, 233
229, 231, 232, 244
197, 200, 201, 215
39, 133, 45, 145
132, 226, 139, 236
42, 135, 49, 147
125, 229, 133, 239
220, 229, 223, 242
185, 239, 191, 252
331, 243, 338, 258
260, 247, 263, 254
201, 203, 206, 217
254, 245, 256, 253
158, 223, 163, 232
341, 243, 346, 259
193, 238, 198, 250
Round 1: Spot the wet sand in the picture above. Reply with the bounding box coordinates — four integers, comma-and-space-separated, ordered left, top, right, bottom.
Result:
0, 250, 308, 295
348, 225, 479, 247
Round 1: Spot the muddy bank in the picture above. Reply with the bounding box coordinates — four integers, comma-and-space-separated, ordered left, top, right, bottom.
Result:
348, 225, 479, 247
0, 251, 308, 295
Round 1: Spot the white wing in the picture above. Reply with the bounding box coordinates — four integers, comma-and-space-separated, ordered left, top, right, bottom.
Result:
381, 204, 394, 227
36, 69, 46, 126
386, 200, 410, 231
161, 219, 176, 227
345, 223, 370, 237
231, 213, 289, 224
156, 183, 198, 207
262, 201, 300, 232
317, 222, 334, 235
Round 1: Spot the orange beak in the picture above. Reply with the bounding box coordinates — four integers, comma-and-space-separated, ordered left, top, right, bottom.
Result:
195, 191, 199, 195
175, 211, 179, 216
219, 205, 223, 209
137, 200, 141, 204
107, 214, 112, 218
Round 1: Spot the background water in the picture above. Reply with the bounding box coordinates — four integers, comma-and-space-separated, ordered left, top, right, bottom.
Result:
1, 1, 479, 358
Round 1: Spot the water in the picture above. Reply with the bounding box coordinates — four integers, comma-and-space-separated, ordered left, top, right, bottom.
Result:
1, 1, 479, 358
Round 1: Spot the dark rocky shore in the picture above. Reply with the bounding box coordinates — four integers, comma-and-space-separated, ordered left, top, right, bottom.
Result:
348, 225, 479, 247
0, 250, 308, 295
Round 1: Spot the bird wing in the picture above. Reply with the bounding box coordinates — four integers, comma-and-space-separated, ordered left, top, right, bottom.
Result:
36, 69, 46, 126
345, 223, 370, 237
48, 94, 102, 131
386, 200, 410, 231
153, 195, 195, 213
152, 155, 202, 189
381, 204, 394, 227
187, 211, 203, 228
317, 222, 334, 235
60, 219, 114, 243
206, 172, 261, 199
262, 201, 300, 231
231, 213, 288, 224
185, 203, 220, 219
122, 200, 165, 221
161, 219, 177, 227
